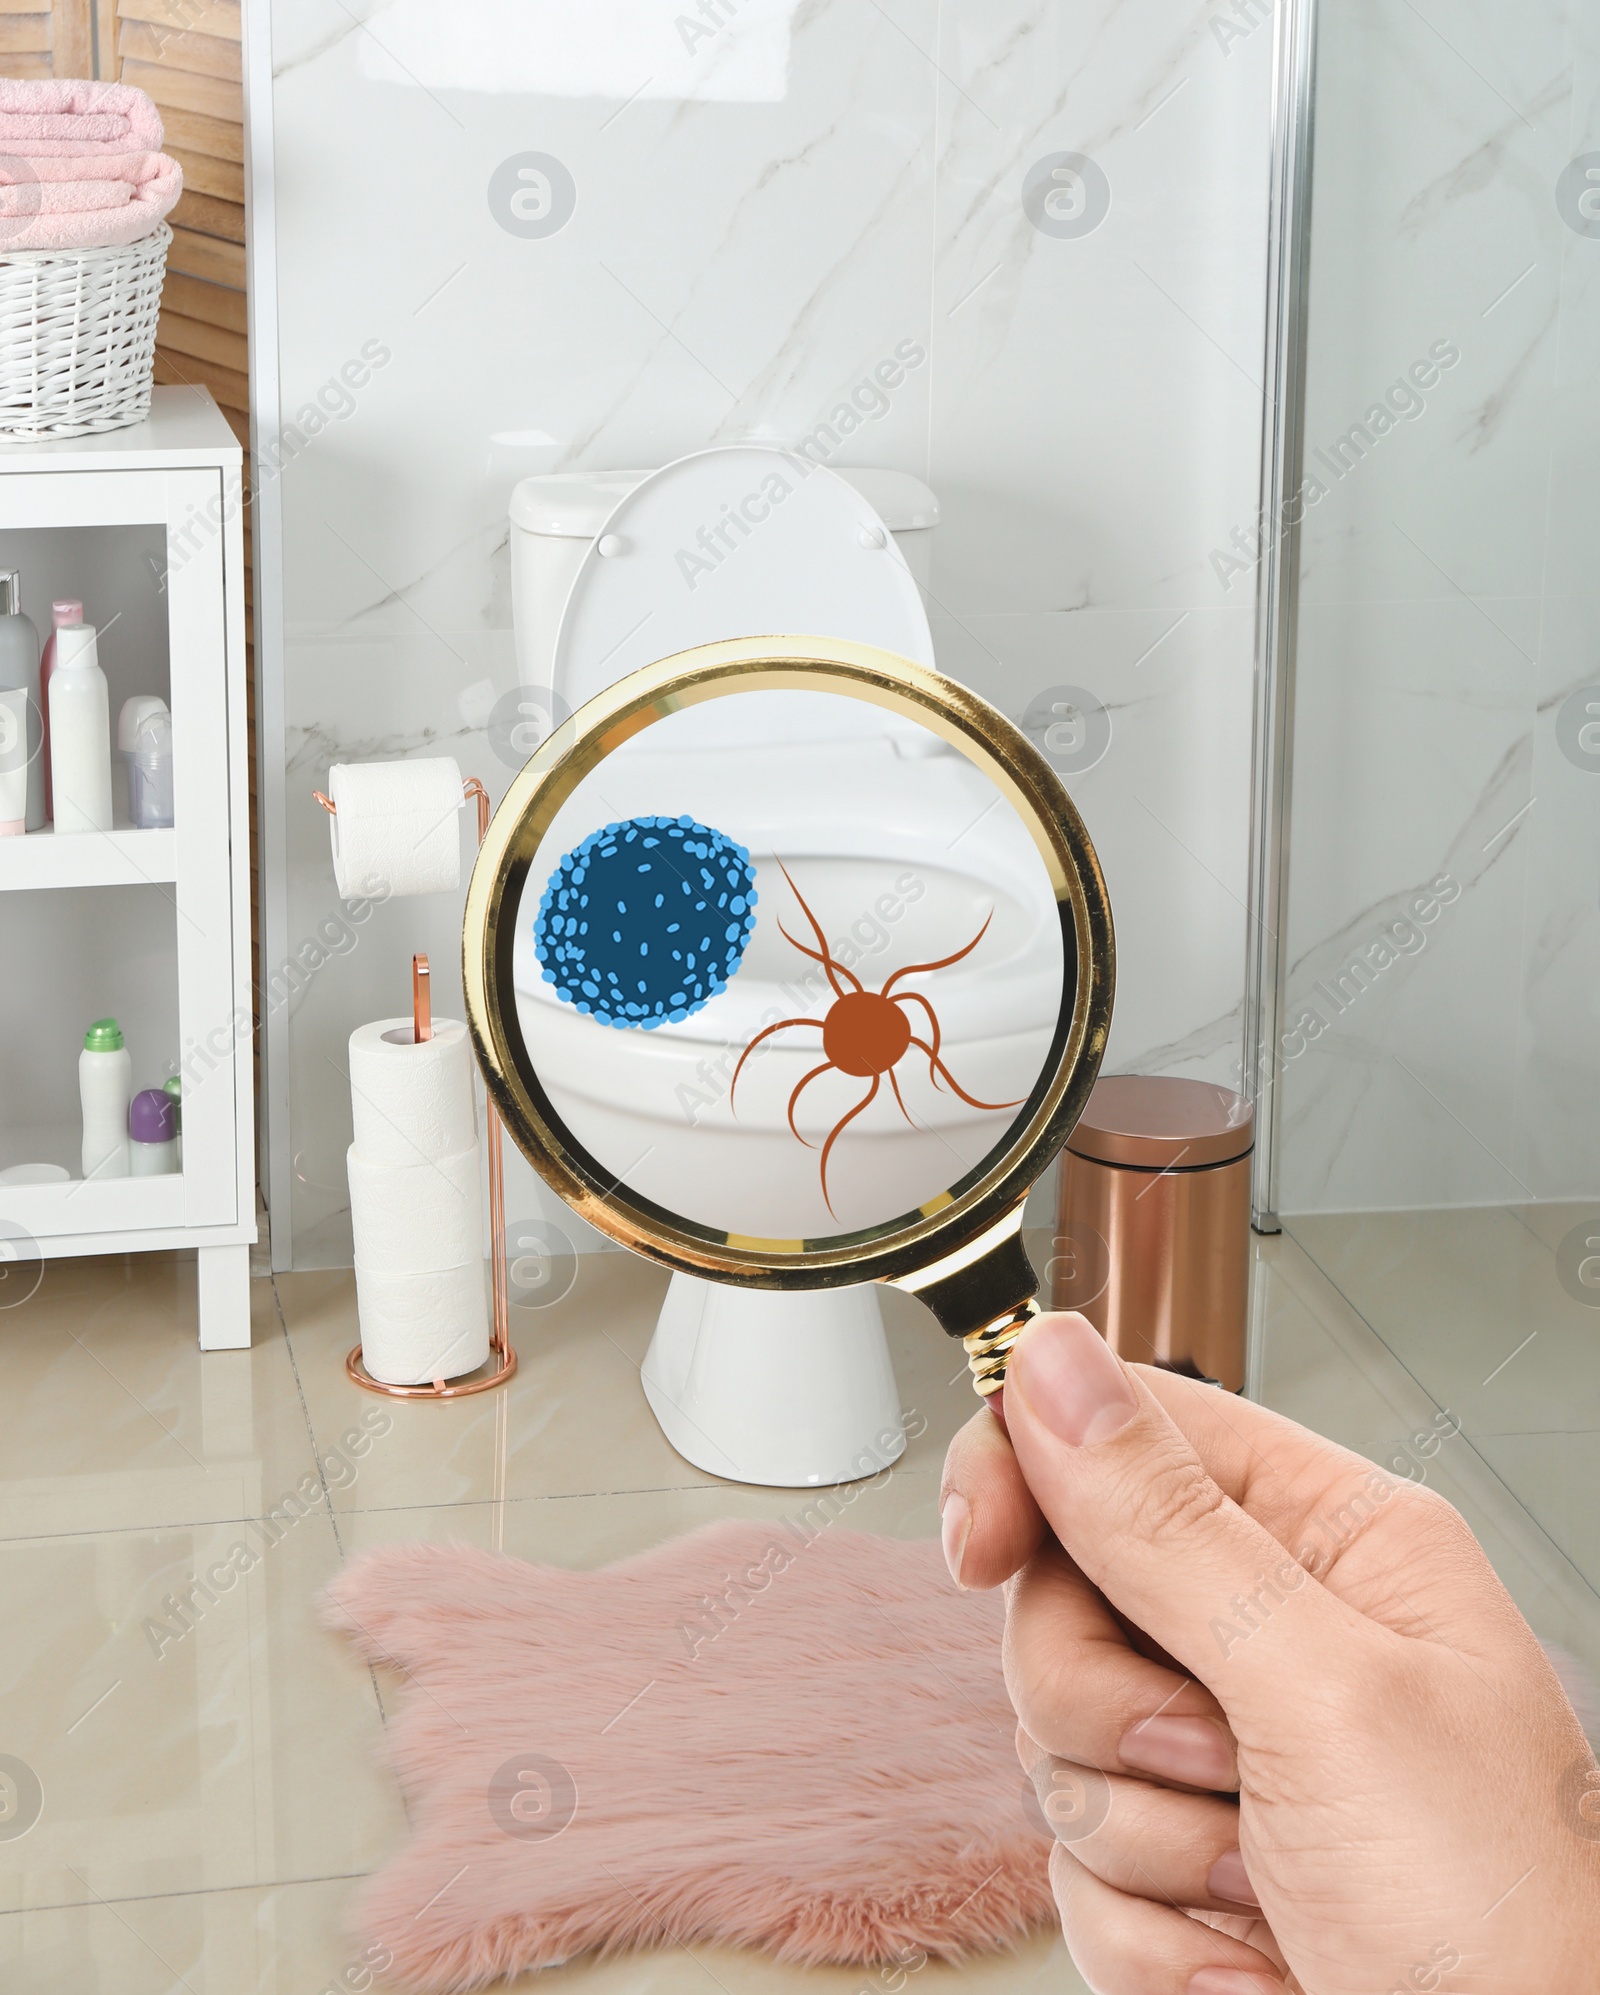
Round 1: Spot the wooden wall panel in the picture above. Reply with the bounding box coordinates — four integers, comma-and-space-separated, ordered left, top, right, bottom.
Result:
159, 103, 241, 162
117, 20, 238, 77
167, 146, 242, 201
47, 0, 84, 69
1, 0, 52, 77
118, 55, 242, 121
118, 0, 239, 37
0, 17, 54, 59
165, 220, 244, 288
162, 267, 246, 334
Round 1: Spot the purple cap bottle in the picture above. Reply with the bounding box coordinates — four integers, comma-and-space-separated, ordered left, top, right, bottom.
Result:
129, 1088, 179, 1175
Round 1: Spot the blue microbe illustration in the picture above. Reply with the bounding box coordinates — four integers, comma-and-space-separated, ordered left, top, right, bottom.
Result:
534, 814, 758, 1029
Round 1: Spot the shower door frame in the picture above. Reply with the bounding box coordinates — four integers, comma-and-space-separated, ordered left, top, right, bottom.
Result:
1244, 0, 1320, 1235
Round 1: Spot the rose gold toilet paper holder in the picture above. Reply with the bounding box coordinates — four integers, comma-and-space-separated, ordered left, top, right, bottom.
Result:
315, 777, 517, 1401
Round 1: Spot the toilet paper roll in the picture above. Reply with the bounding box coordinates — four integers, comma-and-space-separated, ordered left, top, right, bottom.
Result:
328, 756, 464, 899
348, 1145, 482, 1275
353, 1261, 490, 1385
349, 1017, 478, 1167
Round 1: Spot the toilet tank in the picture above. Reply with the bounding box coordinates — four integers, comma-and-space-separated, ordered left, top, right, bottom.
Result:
508, 463, 939, 697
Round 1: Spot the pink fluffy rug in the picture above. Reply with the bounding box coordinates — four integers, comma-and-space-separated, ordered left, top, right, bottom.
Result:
324, 1522, 1052, 1990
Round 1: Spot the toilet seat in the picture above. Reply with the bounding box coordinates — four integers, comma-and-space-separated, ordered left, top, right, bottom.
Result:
553, 446, 935, 712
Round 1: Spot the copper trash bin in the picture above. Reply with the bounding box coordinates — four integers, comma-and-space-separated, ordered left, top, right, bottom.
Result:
1051, 1076, 1254, 1392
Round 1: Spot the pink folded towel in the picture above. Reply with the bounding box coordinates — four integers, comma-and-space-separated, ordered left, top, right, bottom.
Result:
0, 155, 181, 250
0, 83, 180, 251
0, 152, 164, 187
0, 77, 164, 157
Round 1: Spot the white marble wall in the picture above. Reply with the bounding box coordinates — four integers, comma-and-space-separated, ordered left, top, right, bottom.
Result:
261, 0, 1273, 1263
1279, 0, 1600, 1210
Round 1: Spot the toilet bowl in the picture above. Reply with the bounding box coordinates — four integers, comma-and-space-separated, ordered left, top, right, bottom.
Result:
506, 448, 1054, 1487
511, 744, 1061, 1237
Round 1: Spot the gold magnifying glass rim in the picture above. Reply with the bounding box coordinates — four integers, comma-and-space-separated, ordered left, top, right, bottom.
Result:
462, 634, 1114, 1292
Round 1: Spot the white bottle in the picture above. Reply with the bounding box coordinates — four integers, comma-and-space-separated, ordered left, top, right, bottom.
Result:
49, 623, 112, 834
128, 1088, 180, 1176
0, 571, 42, 831
80, 1017, 132, 1179
0, 684, 27, 835
128, 711, 174, 829
117, 695, 171, 827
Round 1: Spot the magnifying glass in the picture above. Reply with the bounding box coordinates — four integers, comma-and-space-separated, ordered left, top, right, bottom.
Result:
462, 635, 1113, 1399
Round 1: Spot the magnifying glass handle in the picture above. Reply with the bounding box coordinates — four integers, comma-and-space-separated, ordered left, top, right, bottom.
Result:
962, 1301, 1040, 1398
890, 1209, 1040, 1398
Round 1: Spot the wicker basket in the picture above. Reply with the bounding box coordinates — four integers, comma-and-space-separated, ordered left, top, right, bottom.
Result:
0, 222, 170, 443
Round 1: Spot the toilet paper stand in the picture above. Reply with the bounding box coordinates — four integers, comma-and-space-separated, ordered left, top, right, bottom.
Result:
314, 777, 517, 1400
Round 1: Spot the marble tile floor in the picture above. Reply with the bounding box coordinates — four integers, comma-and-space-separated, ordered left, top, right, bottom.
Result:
0, 1212, 1595, 1991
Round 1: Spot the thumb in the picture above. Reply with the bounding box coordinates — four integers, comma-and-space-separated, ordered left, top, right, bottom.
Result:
1004, 1312, 1356, 1718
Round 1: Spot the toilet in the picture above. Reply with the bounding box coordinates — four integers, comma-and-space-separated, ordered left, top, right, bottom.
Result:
506, 447, 1056, 1487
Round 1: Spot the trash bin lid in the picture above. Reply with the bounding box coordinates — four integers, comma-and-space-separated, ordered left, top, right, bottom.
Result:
1066, 1075, 1253, 1170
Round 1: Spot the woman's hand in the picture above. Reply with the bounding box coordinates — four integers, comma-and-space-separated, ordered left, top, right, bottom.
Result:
940, 1311, 1600, 1994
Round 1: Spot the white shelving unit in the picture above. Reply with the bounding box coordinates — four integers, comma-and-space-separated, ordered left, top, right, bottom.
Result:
0, 387, 255, 1348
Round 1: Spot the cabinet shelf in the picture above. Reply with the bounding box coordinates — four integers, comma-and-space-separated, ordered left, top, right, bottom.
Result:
0, 1170, 186, 1234
0, 824, 176, 892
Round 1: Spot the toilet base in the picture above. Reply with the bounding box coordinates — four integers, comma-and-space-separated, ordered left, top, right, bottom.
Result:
641, 1273, 905, 1489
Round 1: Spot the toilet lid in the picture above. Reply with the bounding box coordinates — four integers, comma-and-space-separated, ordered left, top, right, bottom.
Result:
553, 446, 935, 716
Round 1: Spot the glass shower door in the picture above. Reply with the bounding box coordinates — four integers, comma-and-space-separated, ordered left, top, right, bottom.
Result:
1260, 0, 1600, 1686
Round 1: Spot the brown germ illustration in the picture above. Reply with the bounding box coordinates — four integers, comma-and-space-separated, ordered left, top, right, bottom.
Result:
730, 865, 1024, 1218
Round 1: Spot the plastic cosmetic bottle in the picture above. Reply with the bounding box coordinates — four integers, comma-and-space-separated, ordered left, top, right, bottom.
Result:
117, 695, 164, 757
39, 598, 82, 822
129, 1088, 180, 1175
118, 697, 174, 827
127, 708, 174, 829
0, 682, 27, 836
0, 571, 42, 831
49, 623, 112, 834
81, 1018, 132, 1179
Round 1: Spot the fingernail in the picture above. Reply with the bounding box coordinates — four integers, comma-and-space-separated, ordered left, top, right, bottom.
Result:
1118, 1714, 1233, 1789
1187, 1969, 1282, 1994
1206, 1848, 1259, 1908
940, 1491, 971, 1588
1009, 1314, 1138, 1447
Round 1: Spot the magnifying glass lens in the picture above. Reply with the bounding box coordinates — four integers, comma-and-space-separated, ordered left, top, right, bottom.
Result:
511, 687, 1066, 1246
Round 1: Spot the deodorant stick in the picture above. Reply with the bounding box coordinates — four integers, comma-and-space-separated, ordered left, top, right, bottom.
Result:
80, 1017, 132, 1179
